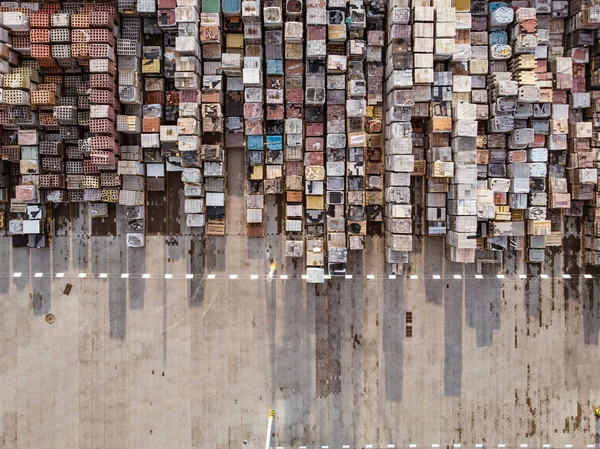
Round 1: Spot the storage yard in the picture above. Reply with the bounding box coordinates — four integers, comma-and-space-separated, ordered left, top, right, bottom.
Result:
2, 0, 600, 447
0, 0, 598, 275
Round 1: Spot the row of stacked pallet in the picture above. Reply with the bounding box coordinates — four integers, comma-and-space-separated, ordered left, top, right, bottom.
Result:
417, 1, 450, 239
484, 4, 518, 254
242, 1, 265, 235
433, 1, 475, 263
365, 1, 386, 238
173, 0, 204, 230
384, 0, 413, 273
509, 7, 551, 258
223, 0, 244, 232
1, 5, 50, 246
325, 0, 347, 274
263, 2, 285, 199
283, 2, 304, 251
346, 2, 369, 253
587, 3, 600, 262
304, 0, 326, 273
545, 3, 572, 252
117, 13, 148, 247
568, 2, 600, 264
202, 0, 226, 235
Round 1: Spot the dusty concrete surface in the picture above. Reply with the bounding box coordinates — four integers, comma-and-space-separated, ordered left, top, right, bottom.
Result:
1, 228, 600, 449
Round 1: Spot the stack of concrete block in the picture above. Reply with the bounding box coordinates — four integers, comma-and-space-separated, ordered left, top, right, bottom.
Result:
565, 1, 600, 264
283, 1, 304, 236
426, 71, 453, 236
173, 2, 203, 229
243, 0, 265, 234
384, 0, 413, 272
263, 1, 285, 195
345, 2, 369, 252
304, 0, 327, 273
324, 0, 348, 272
201, 2, 225, 235
365, 11, 385, 239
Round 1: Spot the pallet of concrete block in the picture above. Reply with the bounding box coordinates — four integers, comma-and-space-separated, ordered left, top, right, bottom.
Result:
446, 246, 475, 263
126, 233, 145, 248
446, 230, 477, 249
119, 190, 144, 206
306, 238, 325, 267
306, 266, 325, 284
118, 160, 145, 176
186, 214, 206, 228
385, 232, 412, 252
285, 239, 303, 258
185, 198, 205, 215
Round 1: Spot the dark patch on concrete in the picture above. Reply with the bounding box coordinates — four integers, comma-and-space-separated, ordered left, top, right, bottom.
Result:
383, 278, 404, 401
424, 236, 444, 306
315, 281, 342, 398
465, 277, 501, 347
128, 246, 146, 310
188, 238, 205, 306
444, 278, 463, 397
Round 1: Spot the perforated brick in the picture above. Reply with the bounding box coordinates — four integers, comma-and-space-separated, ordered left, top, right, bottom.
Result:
67, 146, 85, 159
117, 56, 140, 71
101, 189, 120, 202
39, 141, 64, 156
30, 29, 50, 44
31, 44, 51, 59
42, 157, 64, 173
90, 73, 114, 90
0, 146, 20, 162
31, 90, 56, 106
90, 28, 114, 45
50, 28, 70, 43
71, 43, 90, 59
58, 96, 76, 107
116, 39, 140, 57
89, 118, 112, 134
89, 89, 112, 104
89, 43, 114, 59
51, 44, 71, 59
53, 105, 78, 124
89, 59, 115, 74
71, 29, 90, 43
101, 172, 121, 187
3, 90, 29, 105
89, 136, 117, 151
90, 10, 114, 29
59, 126, 81, 140
71, 13, 90, 28
121, 17, 141, 39
7, 106, 30, 120
82, 175, 101, 188
68, 190, 84, 202
78, 111, 90, 126
83, 160, 100, 174
118, 70, 136, 86
39, 112, 58, 126
78, 95, 90, 110
30, 12, 50, 28
66, 161, 83, 174
51, 13, 70, 27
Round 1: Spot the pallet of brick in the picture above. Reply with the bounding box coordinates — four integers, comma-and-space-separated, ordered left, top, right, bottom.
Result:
200, 6, 226, 235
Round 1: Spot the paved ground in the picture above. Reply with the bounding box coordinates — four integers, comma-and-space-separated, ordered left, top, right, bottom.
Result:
1, 223, 600, 449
